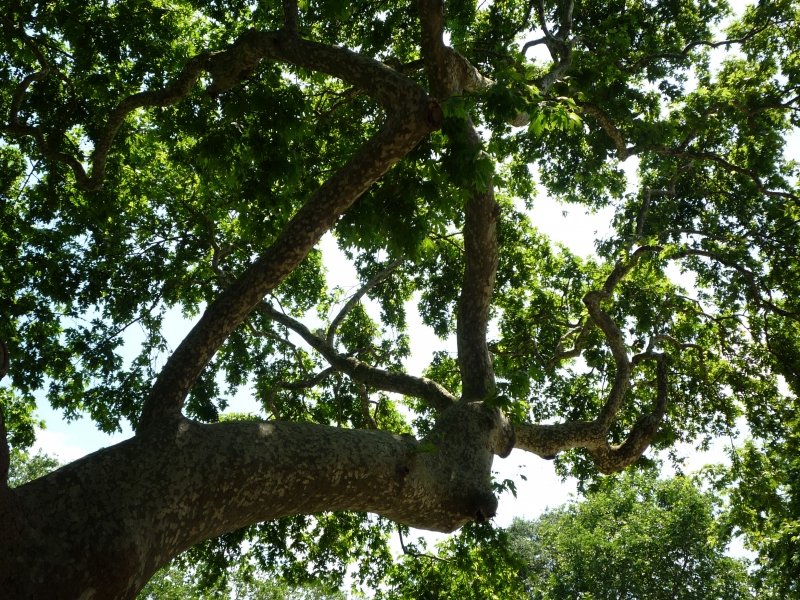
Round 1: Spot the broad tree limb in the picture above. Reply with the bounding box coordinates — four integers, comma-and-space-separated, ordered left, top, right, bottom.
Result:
6, 399, 513, 599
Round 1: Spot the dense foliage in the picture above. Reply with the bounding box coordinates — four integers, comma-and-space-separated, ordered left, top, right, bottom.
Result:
1, 0, 799, 596
508, 472, 752, 600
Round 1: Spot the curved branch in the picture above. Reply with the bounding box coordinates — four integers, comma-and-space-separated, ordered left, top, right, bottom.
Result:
139, 54, 442, 430
414, 0, 451, 97
617, 24, 771, 75
257, 302, 457, 413
358, 383, 378, 429
577, 102, 630, 160
588, 354, 668, 474
529, 0, 575, 94
515, 353, 669, 474
515, 245, 670, 472
327, 256, 404, 346
398, 528, 452, 563
3, 28, 433, 191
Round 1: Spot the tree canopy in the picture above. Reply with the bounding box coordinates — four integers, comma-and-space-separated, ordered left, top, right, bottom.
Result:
1, 0, 799, 597
507, 471, 752, 600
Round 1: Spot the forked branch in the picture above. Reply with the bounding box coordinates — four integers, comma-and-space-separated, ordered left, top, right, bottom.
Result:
258, 302, 457, 413
515, 245, 670, 473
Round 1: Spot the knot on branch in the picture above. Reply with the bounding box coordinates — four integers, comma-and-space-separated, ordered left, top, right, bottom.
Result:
425, 99, 444, 130
396, 402, 513, 531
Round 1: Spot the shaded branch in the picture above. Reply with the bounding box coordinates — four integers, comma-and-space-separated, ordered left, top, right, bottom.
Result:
529, 0, 575, 94
588, 354, 669, 473
327, 256, 404, 346
547, 317, 593, 369
3, 28, 435, 191
1, 337, 10, 486
577, 102, 631, 160
521, 36, 549, 55
0, 337, 8, 382
257, 302, 458, 413
634, 163, 694, 241
282, 0, 299, 34
277, 367, 335, 392
617, 24, 771, 74
245, 318, 299, 351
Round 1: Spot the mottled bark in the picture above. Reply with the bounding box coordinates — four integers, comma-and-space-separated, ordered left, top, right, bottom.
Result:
456, 120, 500, 401
3, 402, 512, 599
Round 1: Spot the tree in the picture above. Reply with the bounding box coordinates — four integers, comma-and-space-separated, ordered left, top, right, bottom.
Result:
1, 0, 798, 597
137, 559, 351, 600
507, 472, 752, 599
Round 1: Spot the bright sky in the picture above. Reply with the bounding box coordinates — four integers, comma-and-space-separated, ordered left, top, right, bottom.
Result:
25, 0, 791, 560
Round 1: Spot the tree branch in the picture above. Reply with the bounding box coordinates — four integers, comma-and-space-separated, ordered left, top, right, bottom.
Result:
455, 124, 500, 401
649, 147, 798, 201
514, 246, 669, 472
282, 0, 299, 34
515, 353, 669, 473
398, 528, 452, 563
10, 402, 512, 596
577, 102, 631, 160
137, 48, 442, 430
276, 367, 335, 392
3, 28, 437, 191
675, 248, 799, 320
616, 24, 771, 74
358, 383, 379, 429
414, 0, 451, 97
327, 256, 404, 346
529, 0, 575, 94
257, 302, 457, 413
0, 337, 9, 486
588, 354, 669, 473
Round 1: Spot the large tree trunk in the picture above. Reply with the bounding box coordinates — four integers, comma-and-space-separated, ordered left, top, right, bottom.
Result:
1, 402, 514, 599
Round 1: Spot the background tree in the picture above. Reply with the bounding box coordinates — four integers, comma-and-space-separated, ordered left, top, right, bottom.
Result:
1, 0, 799, 598
507, 471, 752, 600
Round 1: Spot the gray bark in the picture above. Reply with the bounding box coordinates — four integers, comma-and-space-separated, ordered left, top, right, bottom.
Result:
4, 402, 512, 599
